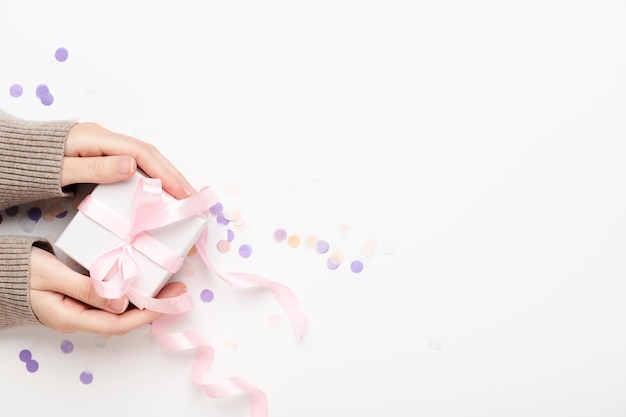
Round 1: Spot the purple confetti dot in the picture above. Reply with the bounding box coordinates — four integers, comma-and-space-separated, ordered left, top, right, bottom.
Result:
326, 258, 340, 270
350, 260, 364, 273
238, 244, 253, 258
5, 206, 18, 216
273, 228, 287, 242
40, 92, 54, 106
27, 207, 42, 222
56, 210, 68, 219
80, 371, 94, 384
35, 84, 49, 98
26, 359, 39, 373
55, 47, 69, 62
19, 349, 32, 362
9, 84, 23, 97
200, 289, 214, 303
226, 229, 235, 242
316, 240, 330, 254
209, 202, 223, 216
60, 340, 74, 354
216, 215, 229, 225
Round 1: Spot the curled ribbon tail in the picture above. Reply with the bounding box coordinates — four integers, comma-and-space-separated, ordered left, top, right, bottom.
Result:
151, 314, 269, 417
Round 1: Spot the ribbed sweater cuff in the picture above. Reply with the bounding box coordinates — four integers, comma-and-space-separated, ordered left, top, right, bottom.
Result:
0, 109, 75, 208
0, 236, 49, 330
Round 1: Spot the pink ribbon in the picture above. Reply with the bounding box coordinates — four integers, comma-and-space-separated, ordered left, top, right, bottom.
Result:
152, 313, 269, 417
78, 176, 218, 313
79, 174, 309, 416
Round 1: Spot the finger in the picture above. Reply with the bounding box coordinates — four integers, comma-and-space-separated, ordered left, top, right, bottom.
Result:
30, 247, 129, 313
66, 123, 195, 199
60, 155, 137, 187
67, 282, 189, 335
37, 282, 188, 335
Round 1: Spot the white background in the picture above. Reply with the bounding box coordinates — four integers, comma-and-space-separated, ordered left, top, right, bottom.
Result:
1, 1, 626, 416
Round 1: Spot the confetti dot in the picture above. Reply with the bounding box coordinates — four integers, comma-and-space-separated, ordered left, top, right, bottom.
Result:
223, 208, 241, 222
9, 84, 23, 97
225, 181, 240, 196
80, 371, 94, 384
60, 340, 74, 354
43, 203, 65, 221
55, 47, 69, 62
40, 92, 54, 106
94, 335, 109, 349
326, 258, 340, 270
267, 314, 281, 327
273, 228, 287, 242
200, 289, 214, 303
316, 240, 330, 254
224, 340, 238, 350
176, 262, 195, 277
361, 238, 378, 258
428, 339, 443, 352
329, 251, 344, 265
350, 260, 364, 273
5, 206, 18, 216
305, 235, 318, 249
216, 239, 231, 253
287, 234, 301, 248
380, 240, 396, 255
19, 349, 32, 362
209, 202, 223, 216
27, 207, 42, 222
337, 224, 351, 238
35, 84, 49, 98
18, 212, 37, 233
216, 215, 229, 225
226, 229, 235, 242
26, 360, 39, 373
239, 244, 253, 258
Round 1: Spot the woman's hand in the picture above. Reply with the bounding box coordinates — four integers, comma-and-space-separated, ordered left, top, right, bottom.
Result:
30, 121, 194, 334
30, 246, 186, 335
61, 122, 196, 199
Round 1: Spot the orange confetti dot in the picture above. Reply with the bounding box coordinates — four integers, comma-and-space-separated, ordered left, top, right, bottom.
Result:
305, 234, 318, 249
329, 250, 344, 265
217, 240, 231, 253
287, 234, 301, 248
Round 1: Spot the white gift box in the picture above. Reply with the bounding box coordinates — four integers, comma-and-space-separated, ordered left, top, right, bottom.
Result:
54, 172, 208, 309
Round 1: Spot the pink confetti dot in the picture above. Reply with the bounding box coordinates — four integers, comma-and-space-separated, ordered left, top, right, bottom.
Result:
273, 228, 287, 242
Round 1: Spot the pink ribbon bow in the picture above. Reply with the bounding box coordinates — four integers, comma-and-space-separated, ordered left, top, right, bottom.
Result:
80, 174, 309, 417
78, 176, 218, 313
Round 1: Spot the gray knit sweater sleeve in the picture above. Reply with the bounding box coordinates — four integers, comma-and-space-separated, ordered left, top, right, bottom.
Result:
0, 109, 74, 207
0, 109, 76, 329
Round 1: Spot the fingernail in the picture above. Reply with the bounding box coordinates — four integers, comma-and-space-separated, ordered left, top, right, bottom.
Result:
182, 183, 196, 197
106, 297, 129, 313
117, 157, 136, 176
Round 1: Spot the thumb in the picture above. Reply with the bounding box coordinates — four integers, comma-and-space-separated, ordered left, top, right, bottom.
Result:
61, 155, 137, 187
